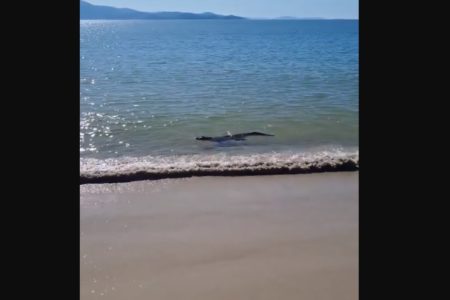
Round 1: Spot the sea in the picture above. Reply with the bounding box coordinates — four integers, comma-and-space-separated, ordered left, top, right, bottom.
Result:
80, 19, 358, 183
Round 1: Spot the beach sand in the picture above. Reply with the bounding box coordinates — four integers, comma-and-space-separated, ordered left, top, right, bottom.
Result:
81, 172, 358, 300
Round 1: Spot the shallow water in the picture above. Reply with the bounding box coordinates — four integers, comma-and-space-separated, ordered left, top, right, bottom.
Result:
81, 20, 358, 156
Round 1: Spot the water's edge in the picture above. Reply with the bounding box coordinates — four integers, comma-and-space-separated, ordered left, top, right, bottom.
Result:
80, 151, 358, 184
81, 163, 358, 184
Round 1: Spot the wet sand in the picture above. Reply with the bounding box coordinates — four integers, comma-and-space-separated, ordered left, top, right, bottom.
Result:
81, 172, 358, 300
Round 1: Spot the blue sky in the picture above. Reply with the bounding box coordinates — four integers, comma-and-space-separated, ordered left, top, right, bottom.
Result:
85, 0, 358, 19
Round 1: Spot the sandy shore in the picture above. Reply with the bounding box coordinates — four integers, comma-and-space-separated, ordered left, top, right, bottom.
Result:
81, 172, 358, 300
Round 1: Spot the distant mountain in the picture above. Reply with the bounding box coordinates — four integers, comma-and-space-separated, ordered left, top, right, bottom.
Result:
80, 1, 244, 20
275, 16, 325, 20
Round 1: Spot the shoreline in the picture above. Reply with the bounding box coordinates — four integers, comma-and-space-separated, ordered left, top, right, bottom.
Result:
80, 151, 359, 184
81, 172, 358, 299
80, 167, 358, 184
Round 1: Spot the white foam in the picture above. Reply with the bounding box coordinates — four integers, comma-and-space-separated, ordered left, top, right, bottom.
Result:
81, 149, 358, 183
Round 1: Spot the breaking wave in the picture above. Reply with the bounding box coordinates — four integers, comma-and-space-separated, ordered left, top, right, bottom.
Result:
80, 149, 358, 184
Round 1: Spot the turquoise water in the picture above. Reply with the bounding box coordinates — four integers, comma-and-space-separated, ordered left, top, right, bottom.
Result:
80, 20, 358, 180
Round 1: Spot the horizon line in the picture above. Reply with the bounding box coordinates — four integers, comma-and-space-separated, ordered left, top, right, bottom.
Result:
81, 1, 358, 20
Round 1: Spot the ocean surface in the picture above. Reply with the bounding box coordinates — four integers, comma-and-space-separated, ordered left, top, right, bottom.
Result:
80, 20, 358, 182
